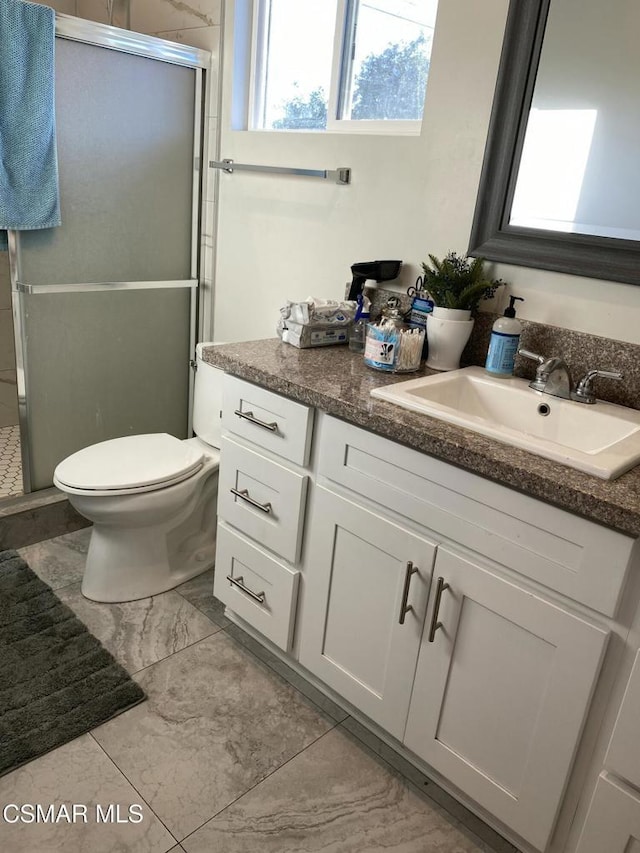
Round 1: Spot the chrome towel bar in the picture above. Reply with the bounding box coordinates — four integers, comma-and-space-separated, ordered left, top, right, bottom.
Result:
209, 158, 351, 185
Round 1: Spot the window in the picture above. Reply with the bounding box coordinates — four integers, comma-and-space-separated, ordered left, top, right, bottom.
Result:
249, 0, 439, 133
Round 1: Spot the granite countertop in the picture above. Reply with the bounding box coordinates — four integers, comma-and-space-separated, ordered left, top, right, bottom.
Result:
203, 339, 640, 538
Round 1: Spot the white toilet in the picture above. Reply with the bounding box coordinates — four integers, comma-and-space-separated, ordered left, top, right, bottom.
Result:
53, 343, 222, 603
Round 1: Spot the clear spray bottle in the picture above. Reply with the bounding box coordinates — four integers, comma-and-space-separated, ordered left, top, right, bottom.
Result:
349, 294, 371, 353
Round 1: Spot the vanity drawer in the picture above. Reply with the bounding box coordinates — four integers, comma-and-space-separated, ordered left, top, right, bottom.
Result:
218, 437, 308, 564
222, 375, 314, 466
317, 415, 633, 616
214, 522, 300, 652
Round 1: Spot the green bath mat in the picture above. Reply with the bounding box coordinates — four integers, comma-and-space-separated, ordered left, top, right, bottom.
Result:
0, 549, 145, 777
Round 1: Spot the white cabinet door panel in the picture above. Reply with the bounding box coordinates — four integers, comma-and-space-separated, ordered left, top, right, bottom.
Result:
299, 486, 437, 740
576, 773, 640, 853
605, 648, 640, 789
404, 547, 609, 851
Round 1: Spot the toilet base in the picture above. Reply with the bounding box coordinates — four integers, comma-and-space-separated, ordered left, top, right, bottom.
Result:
71, 462, 219, 603
81, 523, 216, 602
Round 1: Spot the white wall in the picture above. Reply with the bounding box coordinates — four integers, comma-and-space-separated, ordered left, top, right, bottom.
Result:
214, 0, 640, 345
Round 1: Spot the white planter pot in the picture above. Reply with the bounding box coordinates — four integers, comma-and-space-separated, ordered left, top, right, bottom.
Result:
431, 306, 472, 322
426, 310, 474, 371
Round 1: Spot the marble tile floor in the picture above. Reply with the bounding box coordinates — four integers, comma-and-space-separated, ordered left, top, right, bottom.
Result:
0, 425, 23, 499
0, 529, 517, 853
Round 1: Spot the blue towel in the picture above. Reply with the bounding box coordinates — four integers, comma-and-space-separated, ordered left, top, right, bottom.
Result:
0, 0, 61, 251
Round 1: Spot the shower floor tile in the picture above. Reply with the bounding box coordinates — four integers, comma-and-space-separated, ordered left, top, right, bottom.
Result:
0, 424, 22, 498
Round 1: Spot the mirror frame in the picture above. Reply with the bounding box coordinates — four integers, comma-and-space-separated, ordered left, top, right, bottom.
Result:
468, 0, 640, 286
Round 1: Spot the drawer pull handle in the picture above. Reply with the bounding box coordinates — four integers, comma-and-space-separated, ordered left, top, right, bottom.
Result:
234, 409, 278, 432
399, 561, 418, 625
428, 576, 450, 642
227, 574, 265, 604
230, 487, 272, 514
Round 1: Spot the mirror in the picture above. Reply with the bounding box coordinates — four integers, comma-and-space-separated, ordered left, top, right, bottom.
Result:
468, 0, 640, 286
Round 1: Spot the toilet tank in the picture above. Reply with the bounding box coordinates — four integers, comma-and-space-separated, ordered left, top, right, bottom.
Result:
193, 342, 224, 448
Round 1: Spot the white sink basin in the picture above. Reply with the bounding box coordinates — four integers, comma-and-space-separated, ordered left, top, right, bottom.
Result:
371, 366, 640, 480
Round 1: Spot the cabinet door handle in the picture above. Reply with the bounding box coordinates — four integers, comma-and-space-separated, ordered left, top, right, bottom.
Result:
230, 487, 272, 514
234, 408, 278, 432
399, 561, 419, 625
226, 574, 266, 604
428, 576, 450, 642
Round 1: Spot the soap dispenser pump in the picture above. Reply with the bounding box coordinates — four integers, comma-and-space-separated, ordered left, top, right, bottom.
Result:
485, 295, 525, 377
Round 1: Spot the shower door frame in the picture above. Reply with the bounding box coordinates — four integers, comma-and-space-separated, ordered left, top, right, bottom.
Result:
7, 15, 212, 494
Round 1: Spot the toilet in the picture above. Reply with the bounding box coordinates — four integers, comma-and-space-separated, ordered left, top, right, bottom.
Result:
53, 343, 222, 603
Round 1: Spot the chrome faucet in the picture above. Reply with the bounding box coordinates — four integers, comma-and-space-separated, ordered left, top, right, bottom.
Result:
518, 349, 623, 404
518, 349, 573, 399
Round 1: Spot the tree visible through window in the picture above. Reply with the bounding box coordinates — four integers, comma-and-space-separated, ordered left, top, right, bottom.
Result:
352, 33, 430, 121
272, 86, 328, 130
251, 0, 438, 132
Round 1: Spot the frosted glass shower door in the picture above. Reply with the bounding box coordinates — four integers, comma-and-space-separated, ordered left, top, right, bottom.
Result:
10, 24, 208, 491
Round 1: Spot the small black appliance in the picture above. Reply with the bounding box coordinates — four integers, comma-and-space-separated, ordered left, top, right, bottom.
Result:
348, 260, 402, 300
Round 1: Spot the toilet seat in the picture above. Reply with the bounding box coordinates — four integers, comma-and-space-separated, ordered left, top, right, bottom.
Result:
53, 433, 205, 496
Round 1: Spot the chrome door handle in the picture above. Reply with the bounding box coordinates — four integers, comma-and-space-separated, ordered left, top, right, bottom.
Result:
226, 574, 265, 604
230, 487, 272, 514
234, 409, 278, 432
399, 561, 418, 625
428, 576, 450, 642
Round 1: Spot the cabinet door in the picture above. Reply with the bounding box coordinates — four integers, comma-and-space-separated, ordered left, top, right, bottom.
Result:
299, 487, 437, 740
404, 547, 609, 851
576, 773, 640, 853
605, 649, 640, 789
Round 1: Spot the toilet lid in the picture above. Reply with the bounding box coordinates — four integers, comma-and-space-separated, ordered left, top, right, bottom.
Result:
54, 434, 204, 492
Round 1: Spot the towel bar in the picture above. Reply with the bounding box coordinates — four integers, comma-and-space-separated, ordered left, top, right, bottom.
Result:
209, 159, 351, 185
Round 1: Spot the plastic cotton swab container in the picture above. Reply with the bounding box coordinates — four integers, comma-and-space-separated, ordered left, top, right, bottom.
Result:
364, 321, 424, 373
394, 327, 425, 372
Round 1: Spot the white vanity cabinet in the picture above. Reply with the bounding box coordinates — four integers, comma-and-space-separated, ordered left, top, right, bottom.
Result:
213, 376, 313, 651
299, 412, 626, 851
299, 484, 607, 847
213, 374, 637, 852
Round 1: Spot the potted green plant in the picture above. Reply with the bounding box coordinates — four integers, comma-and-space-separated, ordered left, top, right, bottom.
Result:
421, 252, 504, 316
420, 252, 505, 370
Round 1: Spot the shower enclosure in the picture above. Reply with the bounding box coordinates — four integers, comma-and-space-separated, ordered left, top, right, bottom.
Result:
7, 16, 211, 493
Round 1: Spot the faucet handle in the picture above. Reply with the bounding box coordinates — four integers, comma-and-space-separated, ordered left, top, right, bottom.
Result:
517, 348, 545, 365
517, 348, 551, 392
573, 369, 624, 404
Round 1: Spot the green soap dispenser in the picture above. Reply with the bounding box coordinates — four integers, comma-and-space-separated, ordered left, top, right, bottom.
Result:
485, 295, 525, 376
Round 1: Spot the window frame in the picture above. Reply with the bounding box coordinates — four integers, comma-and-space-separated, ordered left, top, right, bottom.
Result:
248, 0, 428, 135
